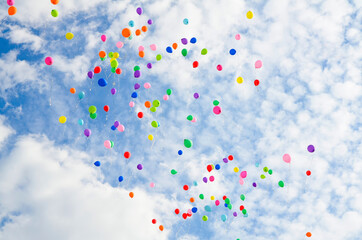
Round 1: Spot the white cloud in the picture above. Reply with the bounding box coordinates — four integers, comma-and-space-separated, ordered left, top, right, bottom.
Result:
0, 115, 15, 150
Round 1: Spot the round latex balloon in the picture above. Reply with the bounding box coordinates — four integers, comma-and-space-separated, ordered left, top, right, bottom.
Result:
229, 49, 236, 55
181, 38, 188, 45
117, 124, 125, 132
255, 60, 262, 69
237, 77, 243, 84
78, 119, 84, 126
166, 46, 173, 53
122, 28, 131, 38
306, 170, 311, 176
128, 20, 134, 27
136, 7, 143, 15
156, 54, 162, 61
178, 150, 183, 155
150, 44, 157, 51
51, 0, 59, 4
84, 129, 91, 137
45, 57, 53, 65
278, 180, 285, 187
59, 116, 67, 124
184, 139, 193, 148
7, 0, 14, 6
193, 61, 199, 68
166, 89, 172, 95
129, 101, 135, 107
98, 78, 107, 87
70, 88, 76, 94
163, 95, 169, 101
181, 49, 188, 57
118, 176, 124, 182
213, 106, 222, 115
104, 140, 111, 149
116, 41, 124, 48
283, 154, 291, 163
190, 37, 197, 44
183, 18, 189, 25
137, 164, 143, 170
246, 11, 253, 19
94, 161, 101, 167
51, 9, 58, 17
65, 32, 74, 40
306, 232, 312, 237
94, 66, 101, 74
216, 65, 223, 71
254, 79, 260, 86
221, 214, 227, 222
307, 145, 315, 153
235, 34, 241, 40
144, 82, 151, 89
124, 151, 131, 159
101, 35, 106, 42
171, 169, 177, 175
194, 93, 199, 99
148, 19, 153, 25
87, 71, 94, 79
201, 48, 208, 55
103, 105, 109, 112
147, 63, 152, 69
111, 88, 117, 95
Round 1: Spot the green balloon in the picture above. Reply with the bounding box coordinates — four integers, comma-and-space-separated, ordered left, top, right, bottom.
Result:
134, 66, 140, 71
240, 194, 245, 201
213, 100, 219, 106
261, 174, 266, 179
242, 209, 247, 214
184, 139, 193, 148
202, 215, 208, 221
100, 57, 106, 61
263, 167, 268, 172
199, 194, 204, 200
268, 169, 273, 175
108, 52, 114, 58
111, 60, 118, 68
181, 49, 188, 57
111, 67, 116, 73
171, 169, 177, 175
90, 113, 97, 119
278, 180, 285, 187
201, 48, 208, 55
228, 204, 232, 210
166, 89, 172, 95
225, 198, 230, 204
51, 9, 58, 17
88, 105, 97, 114
150, 107, 157, 112
151, 121, 158, 128
187, 115, 193, 121
156, 54, 162, 61
153, 100, 160, 107
110, 141, 114, 148
128, 35, 133, 40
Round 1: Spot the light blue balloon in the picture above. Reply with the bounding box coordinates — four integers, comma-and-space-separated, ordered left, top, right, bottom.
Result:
255, 162, 260, 167
129, 20, 134, 27
78, 91, 85, 100
78, 119, 84, 126
204, 205, 212, 212
193, 181, 198, 186
183, 18, 189, 25
244, 213, 248, 218
221, 214, 227, 222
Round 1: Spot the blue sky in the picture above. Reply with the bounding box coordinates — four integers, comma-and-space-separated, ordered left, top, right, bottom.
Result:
0, 0, 361, 239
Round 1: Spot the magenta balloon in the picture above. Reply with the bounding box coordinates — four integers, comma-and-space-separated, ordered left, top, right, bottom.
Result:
45, 57, 53, 65
7, 0, 14, 6
240, 171, 247, 178
84, 129, 91, 137
111, 88, 117, 95
101, 35, 107, 42
213, 106, 222, 115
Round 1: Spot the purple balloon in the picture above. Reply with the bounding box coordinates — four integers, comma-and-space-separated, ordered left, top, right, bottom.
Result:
84, 129, 91, 137
134, 83, 141, 90
137, 164, 143, 170
134, 70, 141, 78
114, 121, 120, 128
111, 88, 117, 95
307, 145, 315, 153
193, 93, 199, 99
88, 71, 94, 79
203, 177, 208, 183
223, 158, 228, 163
233, 212, 237, 217
147, 63, 152, 69
252, 182, 257, 187
147, 19, 153, 25
181, 38, 188, 45
136, 7, 142, 15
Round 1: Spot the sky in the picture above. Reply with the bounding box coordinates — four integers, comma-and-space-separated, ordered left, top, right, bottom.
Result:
0, 0, 361, 239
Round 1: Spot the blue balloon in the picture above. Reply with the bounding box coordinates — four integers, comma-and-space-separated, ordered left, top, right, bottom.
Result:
78, 91, 85, 100
98, 78, 107, 87
204, 205, 212, 212
215, 164, 220, 170
118, 176, 124, 182
78, 119, 84, 126
229, 49, 236, 55
94, 161, 101, 167
111, 125, 116, 131
131, 92, 138, 98
190, 37, 197, 44
192, 207, 197, 213
224, 203, 228, 208
178, 150, 183, 155
166, 46, 173, 53
221, 214, 227, 222
128, 20, 134, 27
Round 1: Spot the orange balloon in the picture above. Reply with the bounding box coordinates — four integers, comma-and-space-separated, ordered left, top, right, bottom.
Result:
99, 51, 106, 58
145, 101, 151, 108
70, 88, 76, 94
190, 197, 195, 203
306, 232, 312, 237
159, 225, 164, 231
51, 0, 59, 4
122, 28, 131, 38
135, 29, 141, 36
141, 26, 148, 32
139, 51, 145, 58
172, 43, 178, 50
8, 6, 17, 16
129, 192, 134, 198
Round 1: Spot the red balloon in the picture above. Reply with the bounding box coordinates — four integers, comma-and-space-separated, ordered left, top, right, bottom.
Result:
228, 155, 234, 160
193, 61, 199, 68
175, 209, 180, 214
183, 185, 189, 191
306, 170, 311, 176
254, 79, 260, 86
103, 105, 109, 112
152, 219, 156, 224
223, 195, 227, 200
239, 205, 244, 211
182, 213, 187, 219
124, 151, 131, 159
116, 68, 122, 74
94, 66, 101, 74
187, 212, 192, 217
207, 165, 212, 172
137, 112, 144, 118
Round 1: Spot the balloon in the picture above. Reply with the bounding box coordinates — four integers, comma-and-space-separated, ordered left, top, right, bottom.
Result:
183, 185, 189, 190
215, 200, 220, 206
202, 216, 208, 221
172, 43, 178, 49
148, 19, 153, 25
171, 169, 177, 175
213, 100, 220, 106
159, 225, 164, 231
134, 83, 141, 90
178, 150, 183, 155
234, 167, 239, 172
163, 95, 169, 101
240, 194, 245, 201
283, 154, 291, 163
94, 66, 101, 74
184, 139, 193, 148
239, 178, 244, 185
98, 78, 107, 87
233, 212, 237, 217
255, 162, 260, 167
78, 119, 84, 126
263, 167, 268, 172
137, 112, 144, 118
137, 164, 143, 170
152, 219, 156, 224
131, 92, 138, 98
144, 82, 151, 89
45, 57, 53, 65
122, 28, 131, 38
129, 192, 134, 198
153, 100, 160, 107
268, 169, 273, 175
94, 161, 101, 167
187, 115, 193, 121
209, 176, 215, 182
116, 41, 124, 48
111, 88, 117, 95
252, 182, 257, 187
235, 34, 241, 40
215, 164, 220, 170
261, 174, 266, 179
147, 63, 152, 69
90, 113, 97, 119
70, 88, 76, 94
246, 11, 253, 19
166, 46, 173, 53
254, 79, 260, 86
203, 177, 208, 183
255, 60, 262, 69
118, 176, 124, 182
151, 121, 158, 128
183, 18, 189, 25
124, 151, 131, 159
223, 157, 228, 163
204, 205, 212, 212
201, 48, 208, 55
150, 107, 156, 112
181, 38, 188, 45
156, 54, 162, 61
191, 117, 197, 123
193, 61, 199, 68
101, 35, 106, 42
84, 129, 91, 137
190, 37, 197, 44
307, 145, 315, 153
138, 46, 145, 52
181, 49, 188, 57
87, 71, 94, 79
111, 126, 116, 131
99, 51, 106, 58
306, 232, 312, 237
166, 89, 172, 95
221, 214, 227, 222
306, 170, 311, 176
78, 91, 85, 100
104, 140, 111, 149
117, 124, 125, 132
192, 93, 199, 99
51, 0, 59, 4
65, 32, 74, 40
144, 101, 151, 108
213, 106, 222, 115
229, 49, 236, 55
136, 7, 142, 15
7, 0, 14, 6
138, 51, 145, 58
278, 180, 285, 187
192, 207, 197, 213
237, 77, 243, 84
59, 116, 67, 124
242, 209, 247, 214
51, 9, 58, 17
150, 44, 157, 51
129, 101, 135, 107
174, 209, 180, 215
216, 64, 223, 71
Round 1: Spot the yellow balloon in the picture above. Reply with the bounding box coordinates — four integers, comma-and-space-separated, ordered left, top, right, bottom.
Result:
246, 11, 253, 19
110, 57, 116, 63
234, 167, 239, 173
59, 116, 67, 124
65, 32, 74, 40
211, 196, 215, 200
148, 134, 154, 141
237, 77, 243, 84
113, 52, 119, 58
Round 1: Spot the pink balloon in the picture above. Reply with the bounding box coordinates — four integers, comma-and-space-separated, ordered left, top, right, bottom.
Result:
209, 176, 215, 182
150, 182, 155, 188
213, 106, 222, 115
215, 200, 220, 206
104, 140, 111, 149
163, 95, 169, 101
44, 56, 53, 65
191, 117, 197, 123
116, 41, 124, 48
138, 46, 145, 51
7, 0, 14, 6
150, 44, 157, 51
117, 124, 125, 132
255, 60, 262, 69
187, 209, 192, 214
283, 154, 291, 163
239, 178, 244, 185
129, 101, 135, 107
216, 64, 223, 71
235, 34, 241, 40
144, 82, 151, 89
101, 35, 107, 42
240, 171, 247, 178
